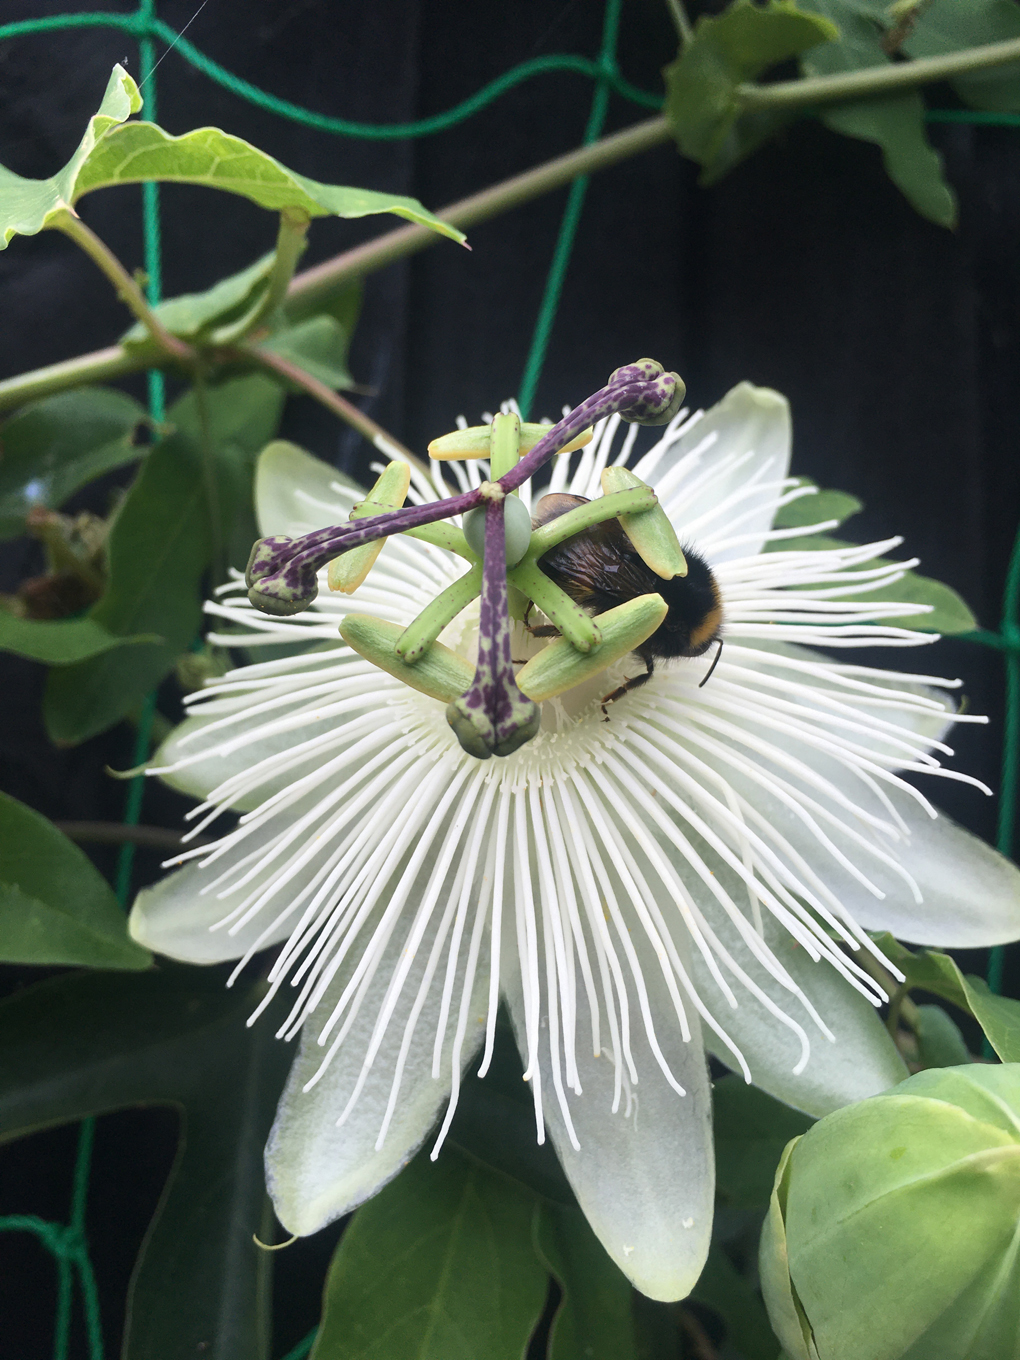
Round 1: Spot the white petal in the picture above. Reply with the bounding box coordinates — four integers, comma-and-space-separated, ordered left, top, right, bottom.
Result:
633, 383, 792, 564
503, 950, 714, 1302
709, 723, 1020, 949
685, 913, 907, 1116
265, 905, 487, 1235
853, 805, 1020, 947
128, 822, 315, 962
256, 440, 360, 536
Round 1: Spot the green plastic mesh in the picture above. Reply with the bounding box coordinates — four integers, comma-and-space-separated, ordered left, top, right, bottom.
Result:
0, 4, 1016, 1357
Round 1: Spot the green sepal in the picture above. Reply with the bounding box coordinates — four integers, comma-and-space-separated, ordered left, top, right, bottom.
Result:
339, 612, 475, 700
775, 1074, 1020, 1360
600, 466, 687, 579
759, 1139, 816, 1360
516, 593, 667, 702
0, 791, 151, 969
914, 1003, 972, 1069
396, 565, 482, 663
663, 1, 838, 174
0, 64, 464, 249
328, 462, 411, 594
428, 422, 592, 461
767, 532, 978, 633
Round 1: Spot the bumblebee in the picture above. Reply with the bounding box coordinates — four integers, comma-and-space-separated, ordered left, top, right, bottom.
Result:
528, 493, 723, 704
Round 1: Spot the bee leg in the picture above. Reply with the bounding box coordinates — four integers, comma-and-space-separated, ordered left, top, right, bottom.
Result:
526, 624, 561, 638
600, 658, 654, 719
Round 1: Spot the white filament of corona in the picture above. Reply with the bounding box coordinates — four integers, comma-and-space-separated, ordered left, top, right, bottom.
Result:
149, 404, 989, 1159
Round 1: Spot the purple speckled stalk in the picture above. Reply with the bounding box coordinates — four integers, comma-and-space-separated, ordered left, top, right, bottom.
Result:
446, 494, 541, 758
246, 361, 683, 618
500, 361, 683, 494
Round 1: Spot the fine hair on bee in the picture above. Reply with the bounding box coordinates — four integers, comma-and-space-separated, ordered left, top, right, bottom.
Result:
527, 492, 724, 710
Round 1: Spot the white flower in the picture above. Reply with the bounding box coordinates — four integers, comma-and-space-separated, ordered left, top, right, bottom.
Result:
129, 382, 1020, 1301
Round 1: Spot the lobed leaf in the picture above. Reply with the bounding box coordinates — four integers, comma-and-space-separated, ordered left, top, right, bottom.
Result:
0, 791, 150, 968
0, 66, 463, 248
0, 967, 291, 1359
771, 478, 862, 530
258, 314, 357, 392
120, 252, 278, 354
43, 374, 284, 743
902, 0, 1020, 114
310, 1149, 548, 1360
535, 1203, 638, 1360
663, 1, 838, 174
0, 613, 157, 664
0, 387, 147, 538
871, 932, 1020, 1062
795, 0, 957, 226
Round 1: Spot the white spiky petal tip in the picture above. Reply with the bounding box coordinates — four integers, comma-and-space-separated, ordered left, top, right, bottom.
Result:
129, 382, 1020, 1301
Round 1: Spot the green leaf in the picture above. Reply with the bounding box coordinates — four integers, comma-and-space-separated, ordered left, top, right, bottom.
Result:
772, 478, 863, 530
795, 0, 957, 226
903, 0, 1020, 114
0, 387, 147, 537
663, 1, 838, 172
0, 791, 150, 968
121, 252, 277, 353
43, 374, 284, 743
871, 932, 1020, 1062
0, 612, 157, 664
713, 1075, 814, 1210
259, 314, 356, 392
0, 966, 291, 1359
913, 1003, 972, 1068
447, 1020, 574, 1205
0, 65, 464, 248
691, 1245, 782, 1360
535, 1203, 638, 1360
311, 1150, 548, 1360
764, 532, 978, 633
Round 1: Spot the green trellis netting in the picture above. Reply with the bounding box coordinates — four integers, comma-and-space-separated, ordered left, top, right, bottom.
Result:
0, 3, 1017, 1357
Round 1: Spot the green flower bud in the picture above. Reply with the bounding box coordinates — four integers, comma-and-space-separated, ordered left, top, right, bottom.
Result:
760, 1064, 1020, 1360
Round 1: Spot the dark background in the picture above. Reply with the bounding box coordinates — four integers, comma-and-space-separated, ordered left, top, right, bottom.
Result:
1, 0, 1019, 1355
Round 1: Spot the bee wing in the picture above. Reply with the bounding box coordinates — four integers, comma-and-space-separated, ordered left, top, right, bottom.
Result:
530, 492, 590, 530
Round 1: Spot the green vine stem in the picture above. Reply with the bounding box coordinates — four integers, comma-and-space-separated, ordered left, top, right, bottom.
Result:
5, 31, 1020, 414
738, 33, 1020, 111
50, 208, 194, 364
236, 342, 434, 479
0, 118, 673, 412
